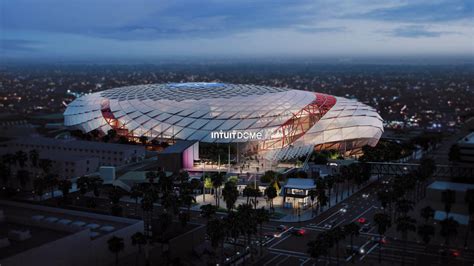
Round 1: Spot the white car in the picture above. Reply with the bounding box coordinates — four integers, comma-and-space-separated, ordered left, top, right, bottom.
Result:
362, 193, 370, 199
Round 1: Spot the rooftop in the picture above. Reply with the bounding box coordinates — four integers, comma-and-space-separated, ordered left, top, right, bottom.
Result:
8, 136, 144, 152
284, 178, 315, 190
160, 140, 197, 154
427, 181, 474, 192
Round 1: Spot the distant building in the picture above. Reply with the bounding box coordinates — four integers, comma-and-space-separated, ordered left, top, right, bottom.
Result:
0, 200, 143, 266
426, 181, 474, 215
458, 132, 474, 163
156, 140, 199, 172
283, 178, 316, 209
2, 136, 145, 168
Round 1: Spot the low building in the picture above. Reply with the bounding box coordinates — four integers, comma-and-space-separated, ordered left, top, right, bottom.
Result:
458, 132, 474, 163
156, 140, 199, 172
283, 178, 316, 209
0, 200, 143, 266
426, 181, 474, 214
2, 136, 146, 167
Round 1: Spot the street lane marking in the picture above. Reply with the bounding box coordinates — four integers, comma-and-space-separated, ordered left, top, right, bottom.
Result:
264, 254, 282, 266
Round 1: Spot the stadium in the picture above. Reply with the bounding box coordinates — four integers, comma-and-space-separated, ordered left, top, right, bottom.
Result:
64, 82, 383, 163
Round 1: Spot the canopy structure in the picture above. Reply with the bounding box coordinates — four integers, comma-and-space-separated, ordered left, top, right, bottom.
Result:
64, 82, 383, 161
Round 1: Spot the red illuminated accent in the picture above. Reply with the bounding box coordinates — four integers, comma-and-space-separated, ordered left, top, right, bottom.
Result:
357, 218, 367, 224
452, 250, 460, 257
262, 93, 336, 150
101, 100, 136, 140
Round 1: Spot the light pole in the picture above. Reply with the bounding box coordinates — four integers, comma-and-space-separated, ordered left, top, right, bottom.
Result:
202, 161, 205, 203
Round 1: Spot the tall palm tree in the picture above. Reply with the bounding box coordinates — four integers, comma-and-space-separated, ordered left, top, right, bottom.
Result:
107, 236, 124, 266
464, 189, 474, 247
343, 222, 360, 263
211, 172, 225, 208
439, 217, 459, 246
28, 149, 39, 168
264, 185, 277, 212
15, 150, 28, 168
325, 175, 335, 207
130, 184, 143, 215
33, 176, 46, 200
131, 232, 147, 266
396, 215, 417, 266
16, 169, 29, 190
308, 189, 318, 216
417, 224, 435, 246
329, 226, 346, 266
222, 181, 239, 211
45, 174, 59, 199
200, 204, 217, 220
374, 212, 391, 263
420, 206, 435, 223
58, 179, 72, 203
441, 189, 456, 219
207, 218, 226, 265
255, 207, 270, 255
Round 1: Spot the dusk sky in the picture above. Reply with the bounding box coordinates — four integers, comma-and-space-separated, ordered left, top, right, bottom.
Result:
1, 0, 473, 61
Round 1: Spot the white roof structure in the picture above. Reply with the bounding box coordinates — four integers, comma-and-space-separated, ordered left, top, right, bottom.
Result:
284, 178, 316, 190
64, 82, 383, 161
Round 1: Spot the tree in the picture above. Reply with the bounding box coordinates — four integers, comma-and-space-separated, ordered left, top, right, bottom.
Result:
343, 222, 360, 263
107, 236, 124, 266
243, 185, 254, 205
130, 184, 143, 215
307, 232, 332, 262
29, 149, 39, 167
448, 144, 461, 163
374, 213, 391, 263
420, 206, 435, 223
440, 217, 459, 246
396, 199, 414, 217
108, 186, 124, 216
222, 181, 239, 211
131, 232, 147, 266
441, 189, 456, 219
107, 129, 117, 140
200, 204, 217, 220
211, 172, 225, 208
44, 174, 59, 199
264, 185, 277, 211
58, 179, 72, 202
308, 189, 318, 216
139, 135, 148, 145
255, 207, 270, 255
15, 150, 28, 168
396, 216, 417, 266
33, 177, 46, 200
16, 170, 30, 189
207, 218, 226, 264
417, 224, 435, 246
39, 159, 53, 174
329, 226, 346, 266
464, 189, 474, 247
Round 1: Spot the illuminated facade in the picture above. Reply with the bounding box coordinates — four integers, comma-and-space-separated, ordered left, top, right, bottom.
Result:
64, 83, 383, 161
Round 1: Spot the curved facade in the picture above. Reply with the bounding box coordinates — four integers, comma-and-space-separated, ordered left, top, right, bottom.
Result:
64, 83, 383, 161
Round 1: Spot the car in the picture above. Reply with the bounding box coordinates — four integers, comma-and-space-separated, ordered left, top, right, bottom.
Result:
357, 217, 367, 224
382, 180, 390, 185
346, 245, 365, 255
438, 248, 460, 257
362, 193, 370, 199
290, 228, 306, 236
340, 207, 347, 213
323, 223, 333, 229
276, 225, 288, 231
371, 236, 387, 244
360, 223, 372, 232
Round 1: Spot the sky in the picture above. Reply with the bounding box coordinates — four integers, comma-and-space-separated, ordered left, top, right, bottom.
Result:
1, 0, 473, 62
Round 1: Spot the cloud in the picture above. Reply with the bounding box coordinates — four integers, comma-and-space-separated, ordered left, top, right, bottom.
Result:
0, 39, 40, 52
359, 0, 473, 22
295, 26, 346, 34
388, 25, 454, 38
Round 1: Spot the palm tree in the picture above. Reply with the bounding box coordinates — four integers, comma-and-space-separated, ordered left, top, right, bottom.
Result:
0, 161, 11, 186
243, 185, 253, 204
130, 184, 143, 215
343, 222, 360, 263
264, 185, 277, 212
28, 149, 39, 168
131, 232, 147, 266
440, 217, 459, 246
396, 215, 417, 266
222, 181, 239, 211
417, 224, 435, 246
200, 204, 217, 220
207, 218, 226, 265
317, 189, 328, 214
441, 189, 456, 219
329, 226, 346, 266
108, 186, 124, 216
307, 232, 333, 263
33, 176, 46, 200
58, 179, 72, 203
39, 159, 53, 174
16, 169, 30, 190
255, 207, 270, 255
107, 236, 124, 266
374, 212, 391, 263
45, 174, 59, 199
211, 172, 225, 208
420, 206, 435, 223
15, 150, 28, 168
464, 189, 474, 247
325, 175, 335, 207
